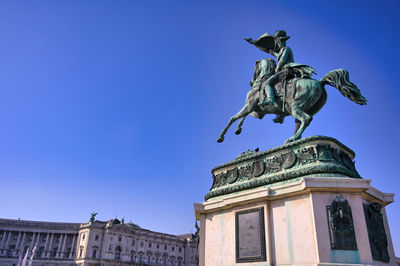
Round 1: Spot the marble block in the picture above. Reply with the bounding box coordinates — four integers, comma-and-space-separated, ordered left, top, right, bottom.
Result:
195, 136, 397, 266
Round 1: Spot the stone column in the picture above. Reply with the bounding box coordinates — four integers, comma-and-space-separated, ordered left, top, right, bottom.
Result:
19, 232, 26, 252
56, 234, 63, 258
4, 231, 12, 255
0, 231, 6, 250
14, 232, 21, 256
69, 235, 76, 259
47, 233, 54, 258
61, 234, 67, 258
34, 232, 40, 257
29, 233, 36, 250
101, 231, 109, 259
42, 233, 50, 258
0, 231, 7, 255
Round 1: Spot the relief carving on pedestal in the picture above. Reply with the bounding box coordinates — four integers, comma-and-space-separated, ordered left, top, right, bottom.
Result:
239, 163, 253, 181
226, 168, 239, 184
296, 146, 316, 164
252, 160, 265, 177
207, 136, 361, 200
363, 202, 390, 263
326, 195, 357, 250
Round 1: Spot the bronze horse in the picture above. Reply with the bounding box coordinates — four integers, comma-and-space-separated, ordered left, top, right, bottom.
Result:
217, 58, 366, 143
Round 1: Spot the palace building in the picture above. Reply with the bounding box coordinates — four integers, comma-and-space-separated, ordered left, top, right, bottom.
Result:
0, 217, 198, 266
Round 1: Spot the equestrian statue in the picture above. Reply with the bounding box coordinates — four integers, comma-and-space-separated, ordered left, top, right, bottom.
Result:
217, 30, 366, 144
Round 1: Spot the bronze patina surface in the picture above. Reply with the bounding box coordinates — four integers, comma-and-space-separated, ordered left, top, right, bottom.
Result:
206, 136, 360, 200
218, 30, 366, 144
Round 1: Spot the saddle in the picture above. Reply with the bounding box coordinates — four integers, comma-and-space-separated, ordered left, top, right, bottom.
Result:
274, 79, 296, 98
273, 64, 316, 99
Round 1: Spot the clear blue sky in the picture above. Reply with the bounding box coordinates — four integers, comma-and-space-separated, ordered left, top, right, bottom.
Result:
1, 0, 399, 256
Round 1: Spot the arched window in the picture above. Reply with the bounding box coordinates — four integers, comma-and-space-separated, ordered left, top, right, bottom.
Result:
114, 246, 121, 260
177, 256, 183, 266
130, 250, 135, 262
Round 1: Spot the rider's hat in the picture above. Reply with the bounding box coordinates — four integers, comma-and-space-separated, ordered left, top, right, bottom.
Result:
244, 32, 275, 52
273, 30, 290, 41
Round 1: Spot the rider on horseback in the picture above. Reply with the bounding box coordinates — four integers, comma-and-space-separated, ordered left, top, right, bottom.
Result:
218, 30, 366, 144
246, 30, 315, 107
262, 30, 293, 106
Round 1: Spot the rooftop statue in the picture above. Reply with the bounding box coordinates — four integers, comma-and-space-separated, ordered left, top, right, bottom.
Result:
89, 212, 98, 222
217, 30, 366, 144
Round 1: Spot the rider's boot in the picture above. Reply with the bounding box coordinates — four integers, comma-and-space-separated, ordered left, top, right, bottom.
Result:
259, 83, 275, 106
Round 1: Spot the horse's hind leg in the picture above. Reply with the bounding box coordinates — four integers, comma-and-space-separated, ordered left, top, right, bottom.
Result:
217, 105, 251, 142
294, 119, 301, 134
285, 106, 312, 143
235, 116, 246, 135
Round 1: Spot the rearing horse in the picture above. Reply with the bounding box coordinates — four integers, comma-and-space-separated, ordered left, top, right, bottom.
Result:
217, 58, 366, 143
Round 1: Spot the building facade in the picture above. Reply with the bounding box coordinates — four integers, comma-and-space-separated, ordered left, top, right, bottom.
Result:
0, 218, 198, 266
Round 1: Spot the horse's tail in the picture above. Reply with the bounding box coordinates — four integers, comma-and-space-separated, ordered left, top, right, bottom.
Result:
320, 69, 367, 105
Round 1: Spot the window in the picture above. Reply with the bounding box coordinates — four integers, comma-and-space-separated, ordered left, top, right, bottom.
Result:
140, 241, 144, 247
164, 245, 167, 250
115, 246, 122, 261
157, 244, 159, 249
132, 240, 135, 246
95, 235, 99, 241
118, 236, 122, 242
92, 248, 97, 258
179, 247, 181, 252
148, 243, 152, 248
130, 250, 135, 262
172, 246, 175, 251
79, 246, 84, 258
82, 234, 85, 240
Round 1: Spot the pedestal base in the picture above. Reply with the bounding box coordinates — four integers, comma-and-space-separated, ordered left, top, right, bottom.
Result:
195, 137, 397, 265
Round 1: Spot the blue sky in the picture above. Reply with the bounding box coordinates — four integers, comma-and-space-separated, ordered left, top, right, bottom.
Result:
0, 0, 399, 256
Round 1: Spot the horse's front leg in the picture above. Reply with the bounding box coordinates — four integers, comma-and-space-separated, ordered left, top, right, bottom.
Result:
217, 105, 251, 143
235, 116, 246, 135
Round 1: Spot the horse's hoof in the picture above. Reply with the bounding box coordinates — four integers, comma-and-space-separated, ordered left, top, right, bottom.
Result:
235, 128, 242, 135
285, 136, 301, 144
285, 138, 295, 144
273, 115, 284, 124
217, 136, 224, 143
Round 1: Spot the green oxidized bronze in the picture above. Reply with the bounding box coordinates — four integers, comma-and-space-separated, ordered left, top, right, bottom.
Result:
89, 212, 98, 222
206, 136, 360, 200
363, 203, 390, 262
217, 30, 366, 144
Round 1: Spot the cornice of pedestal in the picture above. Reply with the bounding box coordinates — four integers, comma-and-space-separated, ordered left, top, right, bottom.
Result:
194, 176, 394, 219
206, 136, 362, 200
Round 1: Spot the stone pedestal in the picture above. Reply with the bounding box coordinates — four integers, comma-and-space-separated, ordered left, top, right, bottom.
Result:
194, 136, 397, 265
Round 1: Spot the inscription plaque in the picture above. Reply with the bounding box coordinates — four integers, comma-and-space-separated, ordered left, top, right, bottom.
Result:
235, 207, 266, 263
